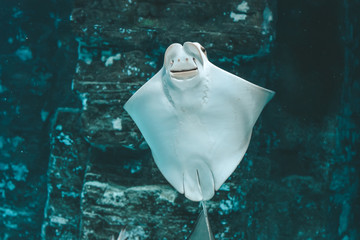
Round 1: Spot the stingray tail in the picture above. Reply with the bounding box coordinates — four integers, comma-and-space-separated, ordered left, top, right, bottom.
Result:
187, 201, 215, 240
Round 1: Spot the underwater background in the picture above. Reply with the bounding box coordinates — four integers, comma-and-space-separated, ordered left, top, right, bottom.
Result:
0, 0, 359, 239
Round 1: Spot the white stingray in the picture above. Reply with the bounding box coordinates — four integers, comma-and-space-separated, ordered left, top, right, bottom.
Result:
124, 42, 275, 201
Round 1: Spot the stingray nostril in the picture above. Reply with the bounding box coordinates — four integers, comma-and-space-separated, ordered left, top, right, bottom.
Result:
186, 58, 188, 61
178, 59, 180, 62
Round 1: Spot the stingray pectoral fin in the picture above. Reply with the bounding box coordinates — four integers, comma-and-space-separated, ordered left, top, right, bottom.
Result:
209, 63, 275, 127
245, 83, 275, 127
183, 163, 215, 201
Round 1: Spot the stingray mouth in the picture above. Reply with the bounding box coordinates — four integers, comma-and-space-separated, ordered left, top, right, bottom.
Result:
170, 68, 198, 80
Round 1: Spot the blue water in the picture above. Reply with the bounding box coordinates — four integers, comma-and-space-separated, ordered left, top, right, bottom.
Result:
0, 0, 359, 239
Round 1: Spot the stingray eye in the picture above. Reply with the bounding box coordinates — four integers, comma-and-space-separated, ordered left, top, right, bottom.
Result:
200, 46, 207, 56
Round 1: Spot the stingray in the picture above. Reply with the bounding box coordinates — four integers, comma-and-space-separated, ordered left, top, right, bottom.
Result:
124, 42, 275, 202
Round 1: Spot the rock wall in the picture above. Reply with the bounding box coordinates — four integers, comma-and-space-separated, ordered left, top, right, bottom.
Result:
41, 109, 89, 239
